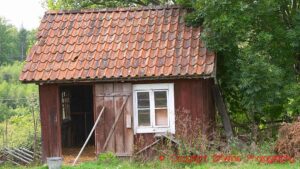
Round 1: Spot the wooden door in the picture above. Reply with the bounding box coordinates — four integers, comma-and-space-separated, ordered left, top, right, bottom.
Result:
39, 84, 61, 162
94, 83, 134, 156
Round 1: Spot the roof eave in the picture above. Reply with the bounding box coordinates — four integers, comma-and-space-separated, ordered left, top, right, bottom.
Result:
20, 74, 215, 85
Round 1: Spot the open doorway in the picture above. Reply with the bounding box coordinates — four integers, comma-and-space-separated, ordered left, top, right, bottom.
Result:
59, 85, 95, 163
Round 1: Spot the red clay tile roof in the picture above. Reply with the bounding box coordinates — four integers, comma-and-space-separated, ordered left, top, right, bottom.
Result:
20, 6, 215, 82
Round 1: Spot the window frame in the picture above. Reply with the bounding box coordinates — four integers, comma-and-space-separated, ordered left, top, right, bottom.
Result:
61, 89, 71, 121
133, 83, 175, 134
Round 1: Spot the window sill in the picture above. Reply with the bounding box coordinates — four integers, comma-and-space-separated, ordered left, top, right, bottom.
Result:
136, 127, 175, 134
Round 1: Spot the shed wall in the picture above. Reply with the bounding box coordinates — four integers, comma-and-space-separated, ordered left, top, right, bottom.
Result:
39, 84, 61, 161
38, 78, 215, 160
134, 79, 215, 153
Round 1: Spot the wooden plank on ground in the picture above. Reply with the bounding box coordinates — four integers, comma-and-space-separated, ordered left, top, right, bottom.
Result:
135, 139, 161, 155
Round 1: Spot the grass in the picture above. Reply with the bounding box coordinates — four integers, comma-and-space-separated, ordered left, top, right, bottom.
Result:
63, 161, 299, 169
0, 159, 298, 169
0, 151, 297, 169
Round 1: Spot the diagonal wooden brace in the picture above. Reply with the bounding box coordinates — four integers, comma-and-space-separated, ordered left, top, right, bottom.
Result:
102, 96, 129, 151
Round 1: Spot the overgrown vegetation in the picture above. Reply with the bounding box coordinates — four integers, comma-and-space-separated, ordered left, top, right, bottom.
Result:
0, 62, 39, 149
46, 0, 176, 9
176, 0, 300, 142
0, 16, 39, 149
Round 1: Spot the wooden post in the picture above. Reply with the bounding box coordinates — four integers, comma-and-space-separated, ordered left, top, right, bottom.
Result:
5, 118, 8, 147
212, 84, 234, 141
30, 96, 38, 160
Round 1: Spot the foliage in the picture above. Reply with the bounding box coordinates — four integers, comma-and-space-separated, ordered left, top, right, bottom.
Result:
46, 0, 177, 10
0, 62, 38, 120
0, 17, 36, 65
98, 152, 120, 165
0, 17, 19, 64
177, 0, 300, 140
0, 62, 39, 149
0, 113, 41, 148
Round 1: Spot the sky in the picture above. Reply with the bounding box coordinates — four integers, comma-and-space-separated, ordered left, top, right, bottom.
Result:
0, 0, 45, 30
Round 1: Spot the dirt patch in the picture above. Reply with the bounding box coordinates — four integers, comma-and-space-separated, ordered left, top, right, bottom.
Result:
274, 121, 300, 158
62, 146, 96, 165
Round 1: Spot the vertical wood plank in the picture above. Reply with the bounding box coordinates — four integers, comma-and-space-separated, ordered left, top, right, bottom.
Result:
198, 79, 204, 133
39, 84, 61, 162
173, 79, 214, 137
94, 84, 105, 154
123, 83, 134, 155
39, 86, 50, 162
103, 83, 115, 152
114, 83, 125, 154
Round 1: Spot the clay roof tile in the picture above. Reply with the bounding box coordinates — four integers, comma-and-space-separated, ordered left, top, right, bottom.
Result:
20, 6, 215, 82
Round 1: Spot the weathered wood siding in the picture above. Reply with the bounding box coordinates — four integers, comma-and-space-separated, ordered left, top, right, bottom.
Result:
175, 79, 215, 136
94, 83, 134, 156
39, 84, 61, 161
134, 79, 215, 152
38, 79, 215, 159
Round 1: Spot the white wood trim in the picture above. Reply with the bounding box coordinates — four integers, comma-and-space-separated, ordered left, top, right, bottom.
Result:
133, 83, 175, 134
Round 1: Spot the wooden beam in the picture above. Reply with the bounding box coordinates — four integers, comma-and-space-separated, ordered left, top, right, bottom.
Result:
212, 84, 234, 141
72, 106, 105, 166
135, 139, 161, 155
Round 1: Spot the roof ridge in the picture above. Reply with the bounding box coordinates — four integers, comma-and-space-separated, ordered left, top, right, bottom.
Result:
46, 5, 184, 15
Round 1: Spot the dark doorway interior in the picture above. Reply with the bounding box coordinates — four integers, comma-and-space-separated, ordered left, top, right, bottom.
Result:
60, 85, 94, 148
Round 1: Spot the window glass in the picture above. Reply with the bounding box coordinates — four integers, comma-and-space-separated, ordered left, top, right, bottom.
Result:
138, 109, 151, 126
155, 109, 168, 126
137, 92, 150, 126
154, 91, 168, 126
137, 92, 150, 108
154, 91, 167, 108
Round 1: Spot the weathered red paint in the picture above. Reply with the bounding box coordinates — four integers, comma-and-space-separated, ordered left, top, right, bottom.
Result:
38, 78, 215, 159
39, 84, 62, 162
134, 79, 216, 152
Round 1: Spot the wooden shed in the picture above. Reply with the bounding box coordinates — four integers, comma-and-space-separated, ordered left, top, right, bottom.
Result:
20, 6, 216, 161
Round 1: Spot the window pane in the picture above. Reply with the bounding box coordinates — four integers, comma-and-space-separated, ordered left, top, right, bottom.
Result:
137, 92, 150, 108
155, 109, 168, 126
154, 91, 167, 108
138, 109, 150, 126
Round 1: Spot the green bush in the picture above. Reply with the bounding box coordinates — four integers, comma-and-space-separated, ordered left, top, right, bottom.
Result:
98, 152, 120, 165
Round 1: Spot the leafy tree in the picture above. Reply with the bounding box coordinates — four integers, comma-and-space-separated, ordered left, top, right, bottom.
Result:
0, 17, 19, 64
26, 29, 37, 54
46, 0, 176, 9
0, 62, 38, 121
18, 26, 28, 61
0, 17, 37, 64
178, 0, 300, 140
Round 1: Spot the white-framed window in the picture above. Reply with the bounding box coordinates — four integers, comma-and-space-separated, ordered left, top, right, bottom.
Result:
133, 83, 175, 134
